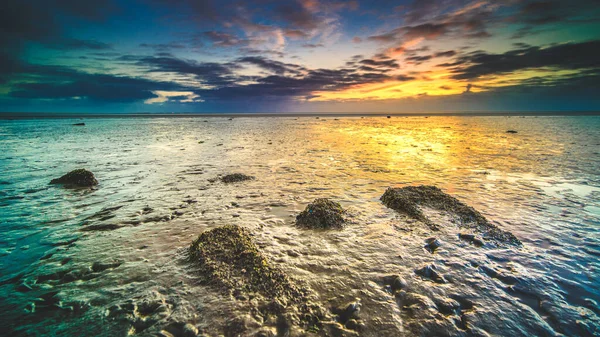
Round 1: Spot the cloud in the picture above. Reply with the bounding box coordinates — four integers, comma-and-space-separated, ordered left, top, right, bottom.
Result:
302, 43, 324, 48
358, 58, 400, 70
202, 31, 249, 47
447, 40, 600, 80
284, 29, 310, 39
403, 23, 449, 40
122, 55, 237, 86
8, 65, 183, 102
236, 56, 305, 75
275, 2, 324, 30
140, 42, 187, 51
145, 91, 202, 104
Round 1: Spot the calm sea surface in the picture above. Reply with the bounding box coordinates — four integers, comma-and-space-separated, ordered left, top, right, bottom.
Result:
0, 116, 599, 336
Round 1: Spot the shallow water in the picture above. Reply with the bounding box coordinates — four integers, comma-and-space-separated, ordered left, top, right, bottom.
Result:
0, 116, 599, 336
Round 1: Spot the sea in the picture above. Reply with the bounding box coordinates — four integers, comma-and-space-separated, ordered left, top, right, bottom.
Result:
0, 115, 599, 336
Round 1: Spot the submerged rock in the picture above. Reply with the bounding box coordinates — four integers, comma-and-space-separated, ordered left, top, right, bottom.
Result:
295, 198, 345, 229
50, 169, 98, 187
381, 185, 521, 246
220, 173, 255, 184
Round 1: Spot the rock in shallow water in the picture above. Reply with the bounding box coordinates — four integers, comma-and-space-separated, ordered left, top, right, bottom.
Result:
295, 198, 345, 229
415, 264, 447, 283
189, 225, 302, 298
189, 225, 328, 334
220, 173, 255, 183
50, 169, 98, 187
381, 185, 521, 246
424, 237, 442, 253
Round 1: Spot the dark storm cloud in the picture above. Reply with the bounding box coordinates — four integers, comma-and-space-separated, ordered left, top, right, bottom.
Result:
236, 56, 306, 75
0, 0, 116, 45
405, 55, 432, 64
405, 49, 456, 64
193, 66, 395, 101
121, 55, 238, 86
6, 63, 183, 102
518, 1, 561, 25
358, 58, 400, 70
434, 50, 456, 58
448, 40, 600, 80
508, 0, 600, 38
112, 52, 408, 101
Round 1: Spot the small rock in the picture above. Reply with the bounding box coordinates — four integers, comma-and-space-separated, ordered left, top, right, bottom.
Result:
91, 260, 122, 273
286, 250, 300, 257
50, 169, 98, 187
459, 233, 484, 247
382, 275, 407, 293
424, 237, 442, 253
415, 264, 446, 283
435, 297, 461, 315
295, 198, 345, 229
221, 173, 255, 184
346, 318, 360, 330
336, 301, 361, 324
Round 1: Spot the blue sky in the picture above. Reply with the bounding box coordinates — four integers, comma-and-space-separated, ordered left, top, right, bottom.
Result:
1, 0, 600, 113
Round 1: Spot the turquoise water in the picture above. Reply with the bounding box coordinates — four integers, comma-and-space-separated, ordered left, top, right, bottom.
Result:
0, 116, 599, 336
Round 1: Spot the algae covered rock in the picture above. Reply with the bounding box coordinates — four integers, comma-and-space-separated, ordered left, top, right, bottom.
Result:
381, 185, 521, 246
220, 173, 255, 184
295, 198, 345, 229
50, 169, 98, 187
189, 225, 328, 335
189, 225, 303, 299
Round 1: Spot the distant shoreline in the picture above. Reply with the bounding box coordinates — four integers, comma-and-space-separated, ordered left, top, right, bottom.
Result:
1, 111, 599, 119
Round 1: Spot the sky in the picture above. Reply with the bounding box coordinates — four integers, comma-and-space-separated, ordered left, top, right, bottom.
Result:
1, 0, 599, 114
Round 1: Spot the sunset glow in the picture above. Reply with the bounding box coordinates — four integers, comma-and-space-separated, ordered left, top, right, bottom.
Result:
1, 0, 599, 113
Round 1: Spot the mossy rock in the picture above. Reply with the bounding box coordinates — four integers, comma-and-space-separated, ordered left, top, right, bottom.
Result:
221, 173, 255, 184
189, 225, 303, 299
295, 198, 345, 229
50, 169, 98, 187
381, 185, 521, 246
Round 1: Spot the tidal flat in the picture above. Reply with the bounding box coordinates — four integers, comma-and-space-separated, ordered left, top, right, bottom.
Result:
0, 116, 599, 336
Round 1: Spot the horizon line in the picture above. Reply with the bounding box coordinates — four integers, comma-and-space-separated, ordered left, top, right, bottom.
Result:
1, 111, 600, 119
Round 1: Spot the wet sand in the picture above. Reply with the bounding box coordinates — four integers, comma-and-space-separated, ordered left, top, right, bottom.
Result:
0, 116, 599, 336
